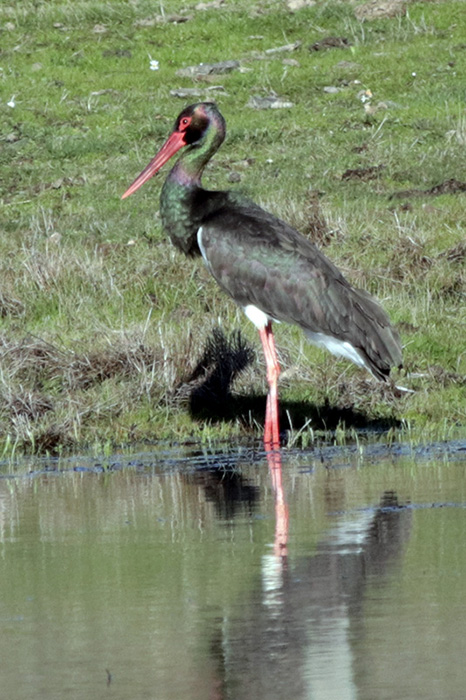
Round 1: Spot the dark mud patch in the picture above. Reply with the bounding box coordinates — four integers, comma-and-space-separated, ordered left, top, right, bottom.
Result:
390, 178, 466, 199
309, 36, 351, 51
342, 165, 385, 181
176, 60, 240, 78
438, 241, 466, 265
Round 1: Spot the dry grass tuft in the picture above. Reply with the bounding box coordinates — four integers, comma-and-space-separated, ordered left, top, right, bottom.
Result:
389, 235, 433, 281
427, 365, 466, 389
0, 293, 25, 318
333, 375, 406, 411
67, 345, 160, 390
2, 389, 54, 421
0, 333, 170, 452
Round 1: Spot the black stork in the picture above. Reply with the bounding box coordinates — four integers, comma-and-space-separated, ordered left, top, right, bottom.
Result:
122, 102, 402, 449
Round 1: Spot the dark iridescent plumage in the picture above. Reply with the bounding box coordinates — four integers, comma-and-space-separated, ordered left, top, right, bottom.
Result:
123, 102, 402, 445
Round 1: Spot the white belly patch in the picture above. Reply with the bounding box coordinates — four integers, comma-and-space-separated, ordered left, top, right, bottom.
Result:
305, 330, 365, 368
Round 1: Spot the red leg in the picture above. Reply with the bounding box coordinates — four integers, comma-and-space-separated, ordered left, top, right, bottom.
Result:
258, 321, 281, 450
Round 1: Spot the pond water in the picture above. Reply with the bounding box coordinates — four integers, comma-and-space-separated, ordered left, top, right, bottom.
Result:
1, 441, 466, 700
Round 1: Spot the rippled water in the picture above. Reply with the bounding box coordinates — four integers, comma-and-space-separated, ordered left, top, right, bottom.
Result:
1, 442, 465, 700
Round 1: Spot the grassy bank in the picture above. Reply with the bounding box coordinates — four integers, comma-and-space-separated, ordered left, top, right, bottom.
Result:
0, 0, 465, 454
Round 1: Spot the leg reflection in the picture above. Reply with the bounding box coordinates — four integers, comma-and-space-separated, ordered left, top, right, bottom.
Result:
265, 445, 289, 558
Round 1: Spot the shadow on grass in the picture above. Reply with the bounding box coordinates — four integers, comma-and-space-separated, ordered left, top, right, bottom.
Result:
179, 328, 401, 436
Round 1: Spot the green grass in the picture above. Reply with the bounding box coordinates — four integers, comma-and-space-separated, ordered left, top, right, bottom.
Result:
0, 0, 465, 454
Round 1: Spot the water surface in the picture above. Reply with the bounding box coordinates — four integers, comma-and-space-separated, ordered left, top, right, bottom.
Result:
1, 443, 465, 699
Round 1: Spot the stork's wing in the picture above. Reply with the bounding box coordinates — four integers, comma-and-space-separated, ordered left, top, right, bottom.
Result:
199, 201, 402, 379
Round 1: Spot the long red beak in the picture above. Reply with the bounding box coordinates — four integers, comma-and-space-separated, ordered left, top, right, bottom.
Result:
121, 131, 186, 199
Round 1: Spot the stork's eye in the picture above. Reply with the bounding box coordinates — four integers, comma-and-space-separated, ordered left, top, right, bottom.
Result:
177, 111, 207, 144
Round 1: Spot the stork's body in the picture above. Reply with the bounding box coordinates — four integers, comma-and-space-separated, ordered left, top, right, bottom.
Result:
123, 103, 402, 448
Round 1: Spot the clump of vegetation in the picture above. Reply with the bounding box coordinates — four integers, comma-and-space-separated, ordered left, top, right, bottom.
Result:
0, 0, 464, 454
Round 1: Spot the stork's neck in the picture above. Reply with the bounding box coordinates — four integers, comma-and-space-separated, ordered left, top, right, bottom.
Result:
160, 114, 226, 256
